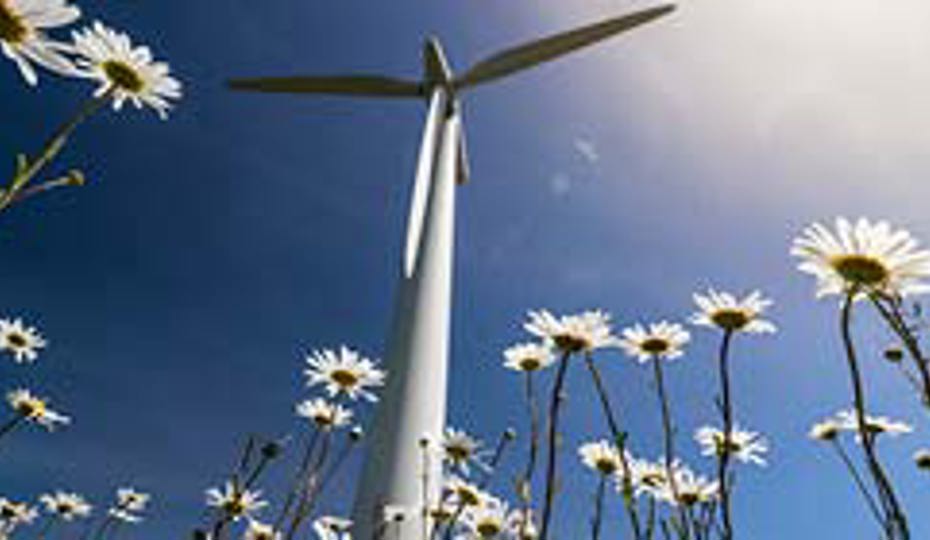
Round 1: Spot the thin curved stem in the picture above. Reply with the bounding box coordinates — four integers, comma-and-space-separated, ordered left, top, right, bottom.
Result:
590, 475, 606, 540
869, 294, 930, 408
716, 330, 735, 540
830, 440, 885, 527
652, 356, 688, 539
538, 351, 571, 540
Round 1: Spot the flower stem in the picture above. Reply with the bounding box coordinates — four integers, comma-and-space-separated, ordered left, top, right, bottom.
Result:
590, 475, 606, 540
652, 356, 688, 539
715, 330, 735, 540
517, 371, 540, 540
539, 351, 571, 540
830, 440, 885, 528
584, 353, 641, 540
0, 94, 109, 214
869, 293, 930, 409
840, 290, 909, 540
0, 414, 24, 443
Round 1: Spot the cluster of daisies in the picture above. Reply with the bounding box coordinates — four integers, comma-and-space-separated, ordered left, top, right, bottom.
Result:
0, 488, 149, 540
0, 0, 181, 115
198, 346, 386, 540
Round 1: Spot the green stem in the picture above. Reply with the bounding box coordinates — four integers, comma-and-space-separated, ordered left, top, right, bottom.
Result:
652, 356, 688, 540
590, 475, 606, 540
538, 351, 571, 540
830, 440, 885, 528
869, 294, 930, 409
716, 330, 735, 540
0, 414, 24, 442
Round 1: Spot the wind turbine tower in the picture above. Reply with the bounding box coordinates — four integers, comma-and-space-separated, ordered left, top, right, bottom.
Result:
229, 5, 675, 539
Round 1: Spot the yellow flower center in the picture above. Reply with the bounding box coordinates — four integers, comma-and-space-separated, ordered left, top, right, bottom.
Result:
518, 357, 542, 371
677, 492, 700, 506
554, 333, 589, 353
595, 458, 618, 475
330, 369, 359, 388
0, 1, 27, 44
223, 497, 246, 517
456, 487, 480, 506
712, 433, 743, 454
430, 506, 453, 522
640, 338, 670, 355
477, 520, 502, 537
831, 255, 889, 287
709, 309, 751, 331
56, 502, 74, 514
445, 443, 470, 462
102, 60, 145, 93
641, 472, 665, 487
17, 398, 45, 418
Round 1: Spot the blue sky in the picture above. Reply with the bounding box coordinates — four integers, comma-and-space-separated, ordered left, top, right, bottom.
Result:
2, 0, 930, 538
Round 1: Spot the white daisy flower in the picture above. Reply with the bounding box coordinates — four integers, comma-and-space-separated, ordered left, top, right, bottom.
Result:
834, 410, 913, 439
0, 0, 79, 85
295, 398, 353, 431
460, 498, 508, 539
523, 309, 615, 354
669, 466, 718, 507
809, 418, 843, 442
625, 458, 671, 500
0, 318, 46, 363
617, 321, 690, 363
71, 22, 182, 119
505, 509, 538, 540
690, 289, 776, 334
0, 497, 37, 527
304, 346, 385, 402
578, 440, 625, 476
443, 475, 488, 509
107, 487, 148, 523
502, 343, 554, 373
312, 516, 352, 540
205, 482, 267, 522
39, 492, 91, 521
244, 520, 280, 540
694, 425, 768, 466
791, 217, 930, 299
6, 388, 70, 430
441, 427, 489, 475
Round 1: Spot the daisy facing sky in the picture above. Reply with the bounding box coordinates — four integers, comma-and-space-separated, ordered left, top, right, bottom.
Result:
0, 0, 79, 85
791, 217, 930, 299
617, 321, 690, 363
690, 289, 776, 335
304, 346, 385, 402
523, 309, 615, 354
0, 317, 46, 363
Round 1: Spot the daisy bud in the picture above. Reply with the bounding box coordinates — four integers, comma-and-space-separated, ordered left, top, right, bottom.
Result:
884, 346, 904, 363
914, 449, 930, 470
504, 428, 517, 441
261, 441, 283, 460
350, 426, 364, 441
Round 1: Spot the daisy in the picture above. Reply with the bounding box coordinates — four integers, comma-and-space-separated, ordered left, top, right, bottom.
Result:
690, 289, 776, 334
0, 318, 46, 363
39, 492, 91, 521
312, 516, 352, 540
834, 410, 913, 438
578, 440, 624, 475
71, 22, 182, 119
205, 482, 267, 522
694, 425, 768, 466
617, 321, 690, 363
809, 418, 842, 442
506, 509, 538, 540
523, 310, 615, 354
502, 343, 555, 373
791, 217, 930, 299
295, 398, 353, 431
244, 520, 280, 540
0, 0, 79, 85
304, 346, 385, 402
443, 475, 487, 509
460, 498, 508, 539
669, 466, 718, 507
441, 427, 489, 475
6, 389, 70, 430
381, 505, 407, 524
108, 487, 149, 523
0, 497, 37, 527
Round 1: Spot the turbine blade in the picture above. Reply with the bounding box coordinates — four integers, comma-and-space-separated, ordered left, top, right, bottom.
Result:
455, 4, 675, 89
228, 75, 423, 98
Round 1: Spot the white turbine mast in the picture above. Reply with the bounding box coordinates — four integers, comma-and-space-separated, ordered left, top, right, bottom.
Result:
229, 5, 675, 539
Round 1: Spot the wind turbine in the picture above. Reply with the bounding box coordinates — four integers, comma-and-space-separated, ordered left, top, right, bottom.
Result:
229, 5, 675, 539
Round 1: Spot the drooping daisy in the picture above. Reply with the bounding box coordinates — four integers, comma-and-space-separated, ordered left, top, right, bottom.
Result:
669, 466, 718, 507
443, 475, 487, 509
205, 482, 267, 522
108, 487, 149, 523
578, 440, 625, 476
617, 321, 690, 363
0, 0, 79, 85
523, 310, 615, 354
244, 520, 280, 540
0, 318, 46, 363
6, 389, 70, 430
0, 497, 37, 527
71, 22, 182, 119
690, 289, 776, 334
809, 418, 842, 442
304, 346, 386, 402
791, 217, 930, 299
694, 425, 768, 466
295, 398, 353, 431
312, 516, 352, 540
39, 492, 92, 521
913, 449, 930, 470
834, 410, 913, 439
502, 343, 555, 373
460, 498, 508, 539
441, 427, 489, 475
